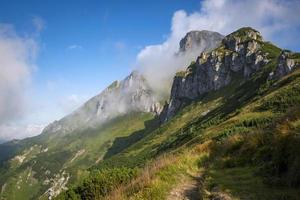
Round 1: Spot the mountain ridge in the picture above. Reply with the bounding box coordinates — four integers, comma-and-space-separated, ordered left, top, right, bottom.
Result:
42, 71, 161, 137
41, 30, 225, 138
63, 27, 300, 200
1, 27, 300, 200
179, 30, 224, 53
160, 27, 300, 122
0, 29, 226, 200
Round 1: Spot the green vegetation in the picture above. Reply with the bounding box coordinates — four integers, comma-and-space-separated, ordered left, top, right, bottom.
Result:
258, 76, 300, 112
0, 112, 154, 200
56, 167, 137, 200
261, 42, 282, 59
186, 60, 197, 74
175, 70, 186, 77
56, 63, 300, 199
227, 27, 263, 42
107, 81, 119, 90
2, 28, 300, 200
289, 52, 300, 59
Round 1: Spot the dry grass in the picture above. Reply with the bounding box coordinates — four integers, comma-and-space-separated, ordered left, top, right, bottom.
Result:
193, 140, 214, 154
107, 154, 178, 200
108, 141, 215, 200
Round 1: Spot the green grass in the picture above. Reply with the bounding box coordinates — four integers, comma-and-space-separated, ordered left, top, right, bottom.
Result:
258, 79, 300, 112
107, 80, 119, 90
289, 52, 300, 59
112, 151, 203, 200
101, 68, 300, 199
2, 28, 300, 200
57, 167, 137, 200
175, 70, 186, 77
48, 28, 300, 200
260, 41, 282, 59
0, 112, 154, 200
205, 166, 300, 200
0, 167, 42, 200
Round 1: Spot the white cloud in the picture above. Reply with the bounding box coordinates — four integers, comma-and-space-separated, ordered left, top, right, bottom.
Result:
0, 123, 45, 142
0, 24, 38, 125
136, 0, 300, 98
59, 94, 88, 113
67, 44, 83, 50
0, 20, 42, 141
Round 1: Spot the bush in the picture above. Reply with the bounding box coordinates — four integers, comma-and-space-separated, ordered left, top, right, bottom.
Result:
259, 133, 300, 186
216, 111, 300, 187
56, 167, 137, 200
197, 153, 210, 167
259, 84, 300, 112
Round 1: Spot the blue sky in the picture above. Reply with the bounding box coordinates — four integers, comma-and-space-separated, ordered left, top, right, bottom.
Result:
0, 0, 201, 126
0, 0, 300, 141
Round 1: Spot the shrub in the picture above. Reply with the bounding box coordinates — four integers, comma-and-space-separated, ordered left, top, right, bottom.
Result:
259, 83, 300, 112
57, 167, 137, 200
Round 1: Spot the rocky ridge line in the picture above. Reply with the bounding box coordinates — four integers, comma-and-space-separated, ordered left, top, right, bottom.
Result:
160, 27, 300, 122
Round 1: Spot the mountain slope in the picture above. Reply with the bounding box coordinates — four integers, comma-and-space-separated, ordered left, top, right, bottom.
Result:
179, 30, 224, 53
160, 27, 299, 122
56, 27, 300, 200
0, 30, 225, 200
0, 71, 162, 200
42, 71, 161, 137
0, 112, 156, 200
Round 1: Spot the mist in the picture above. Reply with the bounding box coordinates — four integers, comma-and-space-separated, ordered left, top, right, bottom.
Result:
0, 24, 39, 141
136, 0, 300, 99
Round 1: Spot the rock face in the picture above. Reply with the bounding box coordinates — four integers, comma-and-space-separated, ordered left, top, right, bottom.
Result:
160, 27, 299, 122
42, 30, 226, 137
179, 30, 224, 53
271, 50, 300, 79
42, 71, 162, 136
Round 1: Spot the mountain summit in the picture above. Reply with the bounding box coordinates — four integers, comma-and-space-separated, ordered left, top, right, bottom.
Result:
42, 71, 161, 136
160, 27, 300, 122
1, 27, 299, 200
179, 30, 224, 52
43, 31, 225, 137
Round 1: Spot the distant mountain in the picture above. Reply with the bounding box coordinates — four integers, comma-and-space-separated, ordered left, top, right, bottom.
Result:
42, 71, 161, 137
179, 30, 224, 53
41, 31, 225, 138
54, 27, 300, 200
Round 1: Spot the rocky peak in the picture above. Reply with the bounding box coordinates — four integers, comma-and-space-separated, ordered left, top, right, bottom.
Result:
226, 27, 262, 40
42, 71, 162, 136
270, 50, 300, 79
160, 27, 300, 122
42, 29, 226, 136
179, 30, 224, 52
222, 27, 263, 52
121, 70, 146, 89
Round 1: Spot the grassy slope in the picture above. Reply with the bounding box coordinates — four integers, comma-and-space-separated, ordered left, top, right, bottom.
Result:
3, 30, 300, 199
145, 69, 300, 199
0, 112, 154, 200
111, 69, 300, 200
57, 60, 300, 199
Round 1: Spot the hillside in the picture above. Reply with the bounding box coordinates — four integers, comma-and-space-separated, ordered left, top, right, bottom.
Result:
55, 27, 300, 200
42, 71, 161, 137
0, 70, 162, 200
0, 30, 223, 200
0, 112, 157, 200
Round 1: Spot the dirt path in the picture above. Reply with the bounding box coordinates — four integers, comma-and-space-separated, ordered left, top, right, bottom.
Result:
167, 174, 202, 200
